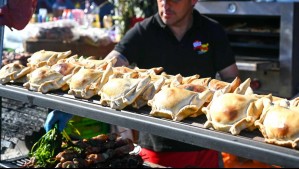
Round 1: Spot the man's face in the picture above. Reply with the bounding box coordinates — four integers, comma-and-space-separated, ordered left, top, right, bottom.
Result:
157, 0, 197, 26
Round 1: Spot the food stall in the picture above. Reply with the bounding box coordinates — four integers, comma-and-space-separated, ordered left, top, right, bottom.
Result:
0, 1, 299, 168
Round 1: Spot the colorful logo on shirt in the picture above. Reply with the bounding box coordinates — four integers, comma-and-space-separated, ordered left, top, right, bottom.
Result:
193, 40, 209, 55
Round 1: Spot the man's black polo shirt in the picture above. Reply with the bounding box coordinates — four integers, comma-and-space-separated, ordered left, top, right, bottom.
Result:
114, 10, 235, 152
115, 10, 235, 78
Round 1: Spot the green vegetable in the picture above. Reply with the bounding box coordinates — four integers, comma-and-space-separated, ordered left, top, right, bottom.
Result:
29, 126, 63, 168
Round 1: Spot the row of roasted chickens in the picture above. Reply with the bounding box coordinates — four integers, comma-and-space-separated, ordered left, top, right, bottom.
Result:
0, 50, 298, 150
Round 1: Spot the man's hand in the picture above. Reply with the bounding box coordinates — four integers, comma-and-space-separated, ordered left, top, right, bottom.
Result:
219, 63, 239, 83
44, 110, 73, 132
105, 50, 130, 67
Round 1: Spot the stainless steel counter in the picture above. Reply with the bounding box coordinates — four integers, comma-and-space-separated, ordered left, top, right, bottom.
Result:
0, 84, 298, 167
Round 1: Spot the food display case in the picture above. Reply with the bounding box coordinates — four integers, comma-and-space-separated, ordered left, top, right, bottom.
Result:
1, 1, 299, 168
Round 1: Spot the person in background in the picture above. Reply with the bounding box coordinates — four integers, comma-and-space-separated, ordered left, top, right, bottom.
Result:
36, 0, 86, 15
45, 109, 111, 139
44, 0, 238, 167
222, 152, 278, 168
93, 0, 114, 27
0, 0, 37, 30
52, 0, 75, 10
36, 0, 55, 13
51, 0, 75, 17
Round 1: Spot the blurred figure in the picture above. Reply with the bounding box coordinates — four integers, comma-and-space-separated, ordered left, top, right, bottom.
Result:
36, 0, 55, 13
0, 0, 37, 30
52, 0, 75, 17
52, 0, 75, 9
93, 0, 114, 27
222, 153, 279, 168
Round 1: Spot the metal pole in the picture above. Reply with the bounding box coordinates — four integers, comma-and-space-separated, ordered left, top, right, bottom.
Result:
0, 0, 6, 66
0, 0, 7, 162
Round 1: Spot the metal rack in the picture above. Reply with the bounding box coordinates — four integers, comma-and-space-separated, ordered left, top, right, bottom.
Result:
0, 84, 298, 168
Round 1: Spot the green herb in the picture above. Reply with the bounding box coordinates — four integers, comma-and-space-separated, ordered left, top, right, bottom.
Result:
29, 126, 62, 168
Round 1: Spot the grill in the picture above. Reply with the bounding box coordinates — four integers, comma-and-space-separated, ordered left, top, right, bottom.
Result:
195, 1, 299, 98
0, 155, 166, 168
0, 156, 30, 168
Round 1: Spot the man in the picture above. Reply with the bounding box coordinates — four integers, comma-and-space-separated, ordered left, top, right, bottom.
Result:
45, 0, 239, 167
104, 0, 238, 167
106, 0, 237, 80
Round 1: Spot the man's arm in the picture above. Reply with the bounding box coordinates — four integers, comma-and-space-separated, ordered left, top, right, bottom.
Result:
105, 50, 130, 67
219, 63, 239, 83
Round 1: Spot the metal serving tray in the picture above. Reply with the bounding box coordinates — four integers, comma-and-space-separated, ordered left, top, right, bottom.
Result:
0, 84, 298, 167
